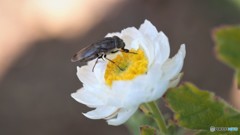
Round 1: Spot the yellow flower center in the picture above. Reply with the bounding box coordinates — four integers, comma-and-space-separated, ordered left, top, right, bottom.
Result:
104, 49, 148, 86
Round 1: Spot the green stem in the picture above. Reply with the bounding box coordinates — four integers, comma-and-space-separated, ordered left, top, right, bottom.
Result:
145, 101, 168, 134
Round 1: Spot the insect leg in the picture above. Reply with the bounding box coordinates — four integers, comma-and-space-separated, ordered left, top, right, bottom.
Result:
121, 48, 137, 54
104, 55, 124, 71
92, 55, 102, 72
111, 50, 119, 54
101, 56, 105, 61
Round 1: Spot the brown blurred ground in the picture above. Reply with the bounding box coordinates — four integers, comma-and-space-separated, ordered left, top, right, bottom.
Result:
0, 0, 240, 135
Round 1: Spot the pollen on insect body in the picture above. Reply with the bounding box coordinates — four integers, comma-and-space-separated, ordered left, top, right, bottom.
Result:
104, 49, 148, 86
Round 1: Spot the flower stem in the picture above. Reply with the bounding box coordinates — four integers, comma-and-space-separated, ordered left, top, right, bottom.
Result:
145, 101, 168, 134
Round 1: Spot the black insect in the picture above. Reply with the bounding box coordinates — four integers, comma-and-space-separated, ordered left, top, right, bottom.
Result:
71, 36, 135, 72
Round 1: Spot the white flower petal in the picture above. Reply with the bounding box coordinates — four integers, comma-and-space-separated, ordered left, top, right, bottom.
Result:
139, 20, 158, 40
71, 88, 105, 107
83, 106, 119, 119
76, 66, 98, 87
121, 27, 142, 49
112, 75, 148, 107
122, 27, 142, 40
125, 62, 167, 103
143, 63, 167, 101
92, 60, 107, 84
107, 107, 138, 126
76, 62, 109, 96
149, 79, 169, 101
168, 73, 183, 88
162, 44, 186, 80
110, 64, 163, 107
154, 32, 170, 65
138, 38, 155, 67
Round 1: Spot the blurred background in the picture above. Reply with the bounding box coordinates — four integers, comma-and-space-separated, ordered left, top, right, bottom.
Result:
0, 0, 240, 135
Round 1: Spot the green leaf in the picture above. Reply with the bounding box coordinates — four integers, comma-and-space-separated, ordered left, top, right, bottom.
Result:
125, 110, 156, 135
233, 0, 240, 7
165, 83, 240, 135
140, 126, 156, 135
213, 26, 240, 68
213, 26, 240, 88
167, 123, 192, 135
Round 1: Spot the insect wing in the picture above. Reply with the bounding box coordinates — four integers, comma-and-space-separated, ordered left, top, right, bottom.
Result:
71, 37, 118, 62
71, 45, 99, 62
93, 37, 116, 51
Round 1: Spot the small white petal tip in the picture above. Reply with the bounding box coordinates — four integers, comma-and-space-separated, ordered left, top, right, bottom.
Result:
179, 44, 186, 57
71, 93, 77, 100
143, 19, 151, 24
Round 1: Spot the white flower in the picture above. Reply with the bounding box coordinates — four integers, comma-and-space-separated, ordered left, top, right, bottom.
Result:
71, 20, 186, 126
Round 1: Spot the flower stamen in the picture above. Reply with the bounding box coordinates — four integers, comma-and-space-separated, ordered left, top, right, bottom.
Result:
104, 49, 148, 86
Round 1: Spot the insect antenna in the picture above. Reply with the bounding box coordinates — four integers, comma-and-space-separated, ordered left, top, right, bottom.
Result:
104, 55, 124, 71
